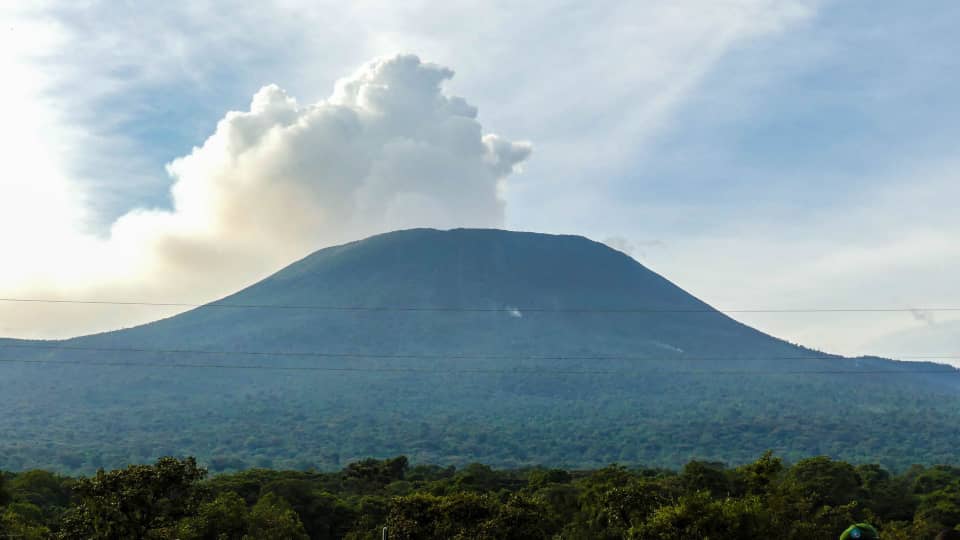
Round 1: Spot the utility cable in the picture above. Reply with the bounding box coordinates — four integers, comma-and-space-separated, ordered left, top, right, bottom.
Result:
0, 342, 957, 362
0, 357, 956, 376
1, 297, 959, 314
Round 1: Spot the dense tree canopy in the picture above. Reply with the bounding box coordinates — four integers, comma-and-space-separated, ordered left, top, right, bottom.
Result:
1, 453, 959, 539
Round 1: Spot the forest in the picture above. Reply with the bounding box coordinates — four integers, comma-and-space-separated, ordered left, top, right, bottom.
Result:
4, 230, 960, 475
2, 452, 959, 539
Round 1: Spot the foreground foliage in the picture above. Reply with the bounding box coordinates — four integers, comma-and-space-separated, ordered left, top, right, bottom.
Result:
2, 453, 960, 539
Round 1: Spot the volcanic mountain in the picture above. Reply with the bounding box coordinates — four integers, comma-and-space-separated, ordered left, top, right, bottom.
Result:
1, 228, 957, 473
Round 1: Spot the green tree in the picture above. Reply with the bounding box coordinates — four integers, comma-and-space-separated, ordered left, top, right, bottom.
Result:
567, 464, 640, 539
731, 450, 783, 497
7, 451, 960, 540
856, 464, 916, 522
387, 491, 553, 540
346, 496, 390, 539
58, 456, 207, 539
588, 478, 673, 537
9, 470, 72, 508
244, 492, 309, 540
913, 466, 960, 495
8, 469, 74, 527
1, 516, 49, 539
345, 457, 409, 485
532, 483, 579, 535
478, 494, 554, 539
261, 479, 357, 539
526, 468, 572, 490
629, 491, 774, 540
915, 482, 960, 533
777, 500, 859, 540
780, 456, 862, 508
1, 503, 52, 540
175, 491, 249, 540
766, 457, 863, 539
680, 460, 730, 496
387, 492, 494, 539
0, 473, 10, 507
452, 463, 517, 493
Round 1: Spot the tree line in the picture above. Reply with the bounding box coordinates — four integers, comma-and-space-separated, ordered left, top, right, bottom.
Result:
2, 452, 959, 539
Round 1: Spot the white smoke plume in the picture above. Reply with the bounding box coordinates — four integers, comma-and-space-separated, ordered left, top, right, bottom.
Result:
909, 309, 937, 327
602, 237, 666, 260
0, 54, 531, 338
603, 237, 636, 257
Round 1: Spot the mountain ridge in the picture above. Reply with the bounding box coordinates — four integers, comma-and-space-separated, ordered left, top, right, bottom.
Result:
69, 228, 822, 360
1, 228, 958, 474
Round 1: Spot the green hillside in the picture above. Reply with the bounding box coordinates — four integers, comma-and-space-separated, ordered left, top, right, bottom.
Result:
1, 228, 958, 474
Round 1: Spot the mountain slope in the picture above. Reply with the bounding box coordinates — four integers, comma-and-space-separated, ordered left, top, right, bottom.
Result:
1, 228, 958, 473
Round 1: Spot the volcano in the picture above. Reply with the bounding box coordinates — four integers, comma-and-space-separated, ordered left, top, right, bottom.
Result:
1, 228, 957, 473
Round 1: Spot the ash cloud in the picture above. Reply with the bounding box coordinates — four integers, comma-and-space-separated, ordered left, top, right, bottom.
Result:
0, 54, 531, 338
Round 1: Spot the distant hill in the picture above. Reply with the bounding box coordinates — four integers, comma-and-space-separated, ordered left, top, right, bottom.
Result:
866, 320, 960, 368
1, 228, 958, 473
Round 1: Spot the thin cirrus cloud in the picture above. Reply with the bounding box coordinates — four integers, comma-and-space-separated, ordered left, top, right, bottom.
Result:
0, 54, 530, 339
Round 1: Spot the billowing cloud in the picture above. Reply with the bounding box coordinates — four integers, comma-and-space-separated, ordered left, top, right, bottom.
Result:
0, 54, 530, 338
0, 1, 824, 341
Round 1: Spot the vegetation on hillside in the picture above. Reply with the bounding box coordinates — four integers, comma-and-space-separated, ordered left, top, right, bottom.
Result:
2, 229, 958, 474
3, 362, 960, 475
2, 453, 960, 539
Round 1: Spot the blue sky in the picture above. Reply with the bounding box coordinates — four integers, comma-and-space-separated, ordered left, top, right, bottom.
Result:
606, 0, 960, 356
1, 0, 958, 363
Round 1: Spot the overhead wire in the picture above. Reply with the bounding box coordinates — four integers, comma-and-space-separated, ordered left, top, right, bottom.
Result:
1, 297, 959, 314
2, 299, 958, 375
0, 342, 957, 362
0, 357, 956, 375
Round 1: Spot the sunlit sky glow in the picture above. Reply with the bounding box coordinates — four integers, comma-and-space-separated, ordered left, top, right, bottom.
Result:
1, 1, 958, 365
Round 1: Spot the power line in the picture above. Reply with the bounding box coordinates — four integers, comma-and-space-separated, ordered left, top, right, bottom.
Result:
0, 343, 957, 362
1, 297, 959, 314
0, 357, 956, 375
